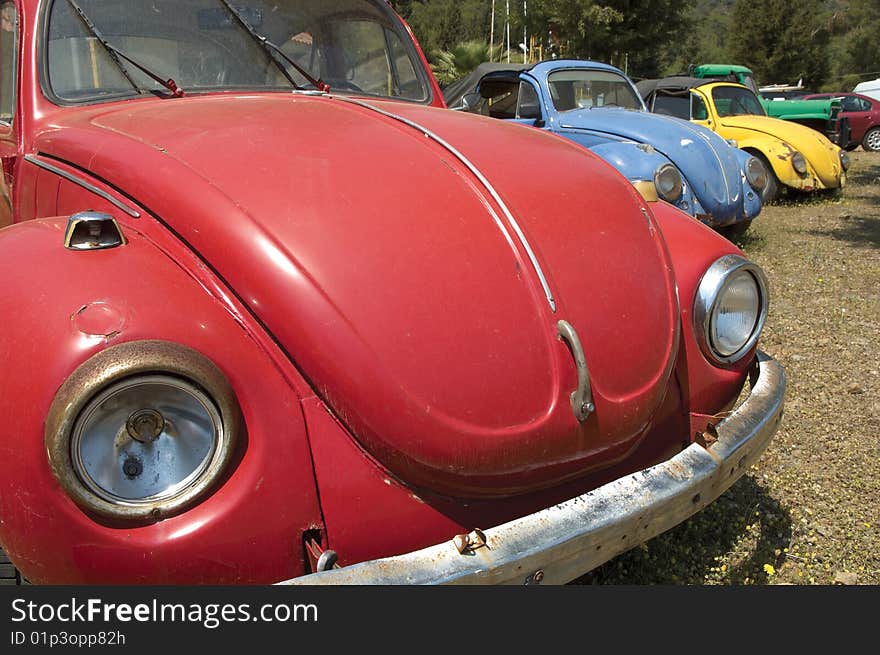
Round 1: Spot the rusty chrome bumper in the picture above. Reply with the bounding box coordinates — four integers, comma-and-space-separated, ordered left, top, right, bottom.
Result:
278, 352, 785, 586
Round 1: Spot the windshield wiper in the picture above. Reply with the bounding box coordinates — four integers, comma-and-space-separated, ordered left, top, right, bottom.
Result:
65, 0, 184, 97
217, 0, 330, 93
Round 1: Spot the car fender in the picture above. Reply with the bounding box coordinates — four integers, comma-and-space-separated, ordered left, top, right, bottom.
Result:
647, 201, 757, 413
733, 134, 808, 188
730, 147, 766, 219
0, 215, 323, 584
574, 138, 704, 216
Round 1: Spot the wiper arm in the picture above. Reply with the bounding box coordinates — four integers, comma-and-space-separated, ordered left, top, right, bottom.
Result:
65, 0, 184, 97
217, 0, 330, 93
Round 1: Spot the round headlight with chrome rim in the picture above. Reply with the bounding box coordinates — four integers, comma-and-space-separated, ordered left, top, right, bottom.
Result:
693, 255, 769, 365
791, 152, 808, 175
839, 150, 850, 172
654, 163, 684, 203
46, 341, 241, 521
745, 156, 768, 191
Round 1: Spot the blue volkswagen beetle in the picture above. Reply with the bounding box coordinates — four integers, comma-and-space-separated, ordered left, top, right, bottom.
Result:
444, 61, 767, 235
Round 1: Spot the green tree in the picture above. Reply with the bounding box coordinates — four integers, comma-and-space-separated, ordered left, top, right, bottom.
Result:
392, 0, 492, 57
394, 0, 704, 79
524, 0, 694, 77
431, 41, 503, 86
729, 0, 830, 88
661, 0, 735, 77
826, 0, 880, 90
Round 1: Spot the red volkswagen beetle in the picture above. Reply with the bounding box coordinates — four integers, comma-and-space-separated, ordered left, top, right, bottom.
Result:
0, 0, 785, 585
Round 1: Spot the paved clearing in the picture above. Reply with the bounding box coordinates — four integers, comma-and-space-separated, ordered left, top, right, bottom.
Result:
577, 150, 879, 585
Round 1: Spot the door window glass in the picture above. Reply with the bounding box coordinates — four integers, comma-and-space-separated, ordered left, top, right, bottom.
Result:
691, 93, 709, 120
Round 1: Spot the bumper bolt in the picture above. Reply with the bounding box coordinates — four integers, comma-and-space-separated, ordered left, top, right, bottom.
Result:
525, 570, 545, 585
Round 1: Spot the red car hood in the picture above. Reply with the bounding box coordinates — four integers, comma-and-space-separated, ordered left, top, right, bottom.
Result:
36, 94, 680, 497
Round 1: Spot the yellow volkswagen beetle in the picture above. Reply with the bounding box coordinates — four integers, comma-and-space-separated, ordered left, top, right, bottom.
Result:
637, 78, 850, 202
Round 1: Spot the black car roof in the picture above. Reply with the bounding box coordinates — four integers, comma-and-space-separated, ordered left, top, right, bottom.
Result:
442, 62, 534, 108
635, 77, 713, 100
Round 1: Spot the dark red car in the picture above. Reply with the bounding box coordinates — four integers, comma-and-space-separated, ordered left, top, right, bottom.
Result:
804, 93, 880, 152
0, 0, 785, 585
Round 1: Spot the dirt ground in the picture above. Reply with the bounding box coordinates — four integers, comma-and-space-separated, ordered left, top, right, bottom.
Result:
577, 150, 880, 585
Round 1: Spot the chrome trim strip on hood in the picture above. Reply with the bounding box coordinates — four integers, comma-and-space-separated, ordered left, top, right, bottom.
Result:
24, 154, 142, 218
332, 96, 558, 313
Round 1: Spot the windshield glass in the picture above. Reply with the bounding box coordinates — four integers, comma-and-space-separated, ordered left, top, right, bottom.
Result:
547, 69, 643, 112
712, 86, 766, 117
45, 0, 429, 103
741, 75, 760, 95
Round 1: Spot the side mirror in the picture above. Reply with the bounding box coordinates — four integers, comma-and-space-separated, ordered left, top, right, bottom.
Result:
518, 103, 541, 121
456, 92, 481, 112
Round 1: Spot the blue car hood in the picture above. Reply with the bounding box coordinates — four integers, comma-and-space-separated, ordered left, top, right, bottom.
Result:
557, 108, 744, 214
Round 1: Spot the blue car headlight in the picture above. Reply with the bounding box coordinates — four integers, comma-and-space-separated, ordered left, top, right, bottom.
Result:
745, 157, 768, 191
654, 164, 683, 203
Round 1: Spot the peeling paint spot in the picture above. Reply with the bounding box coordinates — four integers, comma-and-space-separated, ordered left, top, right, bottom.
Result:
72, 301, 127, 341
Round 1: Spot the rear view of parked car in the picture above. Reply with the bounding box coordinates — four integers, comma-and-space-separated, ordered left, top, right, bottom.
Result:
0, 0, 785, 585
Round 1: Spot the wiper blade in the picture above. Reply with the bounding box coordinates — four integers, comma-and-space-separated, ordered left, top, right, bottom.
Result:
65, 0, 184, 98
217, 0, 330, 93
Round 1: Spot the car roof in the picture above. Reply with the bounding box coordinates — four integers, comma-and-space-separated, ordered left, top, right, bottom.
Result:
804, 92, 875, 102
527, 59, 626, 77
635, 76, 740, 99
442, 59, 628, 109
442, 62, 534, 107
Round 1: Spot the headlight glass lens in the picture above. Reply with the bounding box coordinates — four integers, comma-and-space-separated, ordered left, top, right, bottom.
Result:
654, 164, 683, 202
711, 271, 761, 357
792, 152, 808, 175
745, 157, 768, 191
695, 256, 769, 365
840, 150, 850, 171
71, 375, 222, 505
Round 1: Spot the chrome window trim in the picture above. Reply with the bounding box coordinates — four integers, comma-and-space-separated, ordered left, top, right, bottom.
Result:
24, 154, 141, 218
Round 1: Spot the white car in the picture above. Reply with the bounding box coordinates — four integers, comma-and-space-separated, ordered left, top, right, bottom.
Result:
853, 79, 880, 103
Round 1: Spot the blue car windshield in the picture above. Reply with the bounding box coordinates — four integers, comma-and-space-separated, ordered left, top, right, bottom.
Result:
548, 69, 642, 112
44, 0, 430, 103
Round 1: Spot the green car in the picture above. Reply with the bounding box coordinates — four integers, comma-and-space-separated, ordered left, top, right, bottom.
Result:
691, 64, 849, 147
